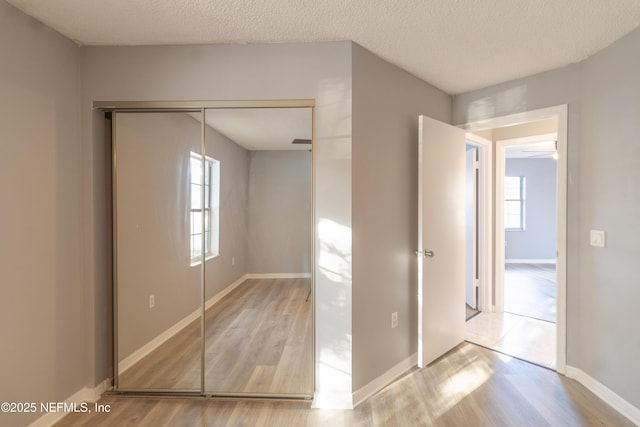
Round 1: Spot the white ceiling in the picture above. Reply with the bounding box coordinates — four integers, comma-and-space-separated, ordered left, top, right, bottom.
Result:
201, 108, 312, 151
7, 0, 640, 94
506, 140, 557, 159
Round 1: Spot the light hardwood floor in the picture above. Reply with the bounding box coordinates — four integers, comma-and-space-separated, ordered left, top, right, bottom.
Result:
504, 263, 556, 322
56, 342, 633, 426
118, 278, 313, 395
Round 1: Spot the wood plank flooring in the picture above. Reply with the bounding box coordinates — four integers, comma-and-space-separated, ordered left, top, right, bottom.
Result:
118, 278, 313, 395
504, 263, 556, 322
56, 342, 634, 426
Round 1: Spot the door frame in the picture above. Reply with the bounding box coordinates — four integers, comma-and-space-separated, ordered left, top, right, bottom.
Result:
464, 133, 493, 313
462, 105, 568, 374
495, 132, 558, 312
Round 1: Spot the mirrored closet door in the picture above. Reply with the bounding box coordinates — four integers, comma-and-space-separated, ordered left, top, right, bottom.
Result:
114, 111, 203, 391
202, 107, 313, 395
110, 103, 313, 398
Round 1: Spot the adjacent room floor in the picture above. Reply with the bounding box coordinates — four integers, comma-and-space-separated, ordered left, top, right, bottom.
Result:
465, 263, 556, 369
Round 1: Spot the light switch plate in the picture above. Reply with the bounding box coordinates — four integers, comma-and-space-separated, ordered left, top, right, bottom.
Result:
590, 230, 606, 247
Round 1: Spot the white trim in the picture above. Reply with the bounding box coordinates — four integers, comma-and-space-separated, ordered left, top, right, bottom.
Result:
245, 273, 312, 279
566, 366, 640, 425
118, 274, 249, 373
465, 133, 493, 313
352, 353, 418, 408
506, 259, 556, 264
462, 104, 568, 374
311, 392, 354, 410
28, 379, 111, 427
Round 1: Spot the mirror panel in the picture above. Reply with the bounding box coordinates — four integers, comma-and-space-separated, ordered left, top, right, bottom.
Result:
202, 107, 313, 395
111, 105, 314, 397
115, 111, 202, 391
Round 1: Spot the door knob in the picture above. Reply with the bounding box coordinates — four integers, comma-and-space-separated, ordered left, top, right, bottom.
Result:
414, 250, 435, 258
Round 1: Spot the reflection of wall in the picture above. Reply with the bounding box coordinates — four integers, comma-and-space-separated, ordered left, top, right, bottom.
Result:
248, 150, 312, 274
116, 113, 249, 360
117, 115, 311, 360
204, 123, 249, 299
505, 158, 557, 261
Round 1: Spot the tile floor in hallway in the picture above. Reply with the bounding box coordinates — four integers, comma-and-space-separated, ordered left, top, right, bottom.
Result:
465, 311, 556, 369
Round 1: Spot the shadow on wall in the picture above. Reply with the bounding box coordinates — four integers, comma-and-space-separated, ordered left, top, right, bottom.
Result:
466, 85, 529, 123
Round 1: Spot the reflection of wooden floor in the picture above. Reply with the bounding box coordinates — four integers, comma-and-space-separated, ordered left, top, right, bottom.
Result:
118, 278, 312, 394
57, 343, 634, 427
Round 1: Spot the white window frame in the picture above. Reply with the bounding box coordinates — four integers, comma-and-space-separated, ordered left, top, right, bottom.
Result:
504, 176, 525, 231
190, 152, 220, 266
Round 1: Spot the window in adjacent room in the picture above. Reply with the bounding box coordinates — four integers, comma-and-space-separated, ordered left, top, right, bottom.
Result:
190, 152, 220, 265
504, 176, 525, 231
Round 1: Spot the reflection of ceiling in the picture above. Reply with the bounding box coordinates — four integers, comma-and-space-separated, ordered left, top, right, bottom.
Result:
506, 140, 556, 159
200, 108, 312, 151
7, 1, 640, 94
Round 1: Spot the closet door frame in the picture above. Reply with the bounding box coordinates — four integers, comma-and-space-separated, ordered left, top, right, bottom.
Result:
99, 99, 316, 399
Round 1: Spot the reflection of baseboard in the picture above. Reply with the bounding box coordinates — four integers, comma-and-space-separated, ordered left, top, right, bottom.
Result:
246, 273, 312, 279
118, 274, 249, 374
505, 259, 556, 264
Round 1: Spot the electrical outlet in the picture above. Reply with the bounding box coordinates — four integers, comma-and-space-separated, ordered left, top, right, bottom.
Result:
590, 230, 606, 247
391, 312, 398, 328
149, 294, 155, 309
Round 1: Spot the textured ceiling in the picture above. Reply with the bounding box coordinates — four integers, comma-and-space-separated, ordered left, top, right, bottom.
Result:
7, 0, 640, 94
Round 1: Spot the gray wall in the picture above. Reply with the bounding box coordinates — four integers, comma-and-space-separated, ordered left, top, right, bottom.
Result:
115, 113, 249, 360
351, 44, 452, 390
454, 26, 640, 408
204, 122, 250, 299
0, 2, 83, 426
116, 113, 201, 360
248, 151, 312, 274
505, 158, 557, 260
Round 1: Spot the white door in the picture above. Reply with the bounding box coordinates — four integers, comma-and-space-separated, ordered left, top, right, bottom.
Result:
418, 116, 466, 367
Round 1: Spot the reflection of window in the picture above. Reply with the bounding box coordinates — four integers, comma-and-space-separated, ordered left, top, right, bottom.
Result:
505, 176, 525, 231
190, 152, 220, 265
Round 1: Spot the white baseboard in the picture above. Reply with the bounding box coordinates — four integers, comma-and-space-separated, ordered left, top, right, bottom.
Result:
566, 366, 640, 425
352, 353, 418, 408
311, 392, 354, 410
246, 273, 312, 279
29, 378, 111, 427
505, 259, 556, 264
119, 274, 249, 373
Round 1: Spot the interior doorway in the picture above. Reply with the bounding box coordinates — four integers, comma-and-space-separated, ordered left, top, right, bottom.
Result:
462, 105, 567, 373
465, 144, 479, 320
